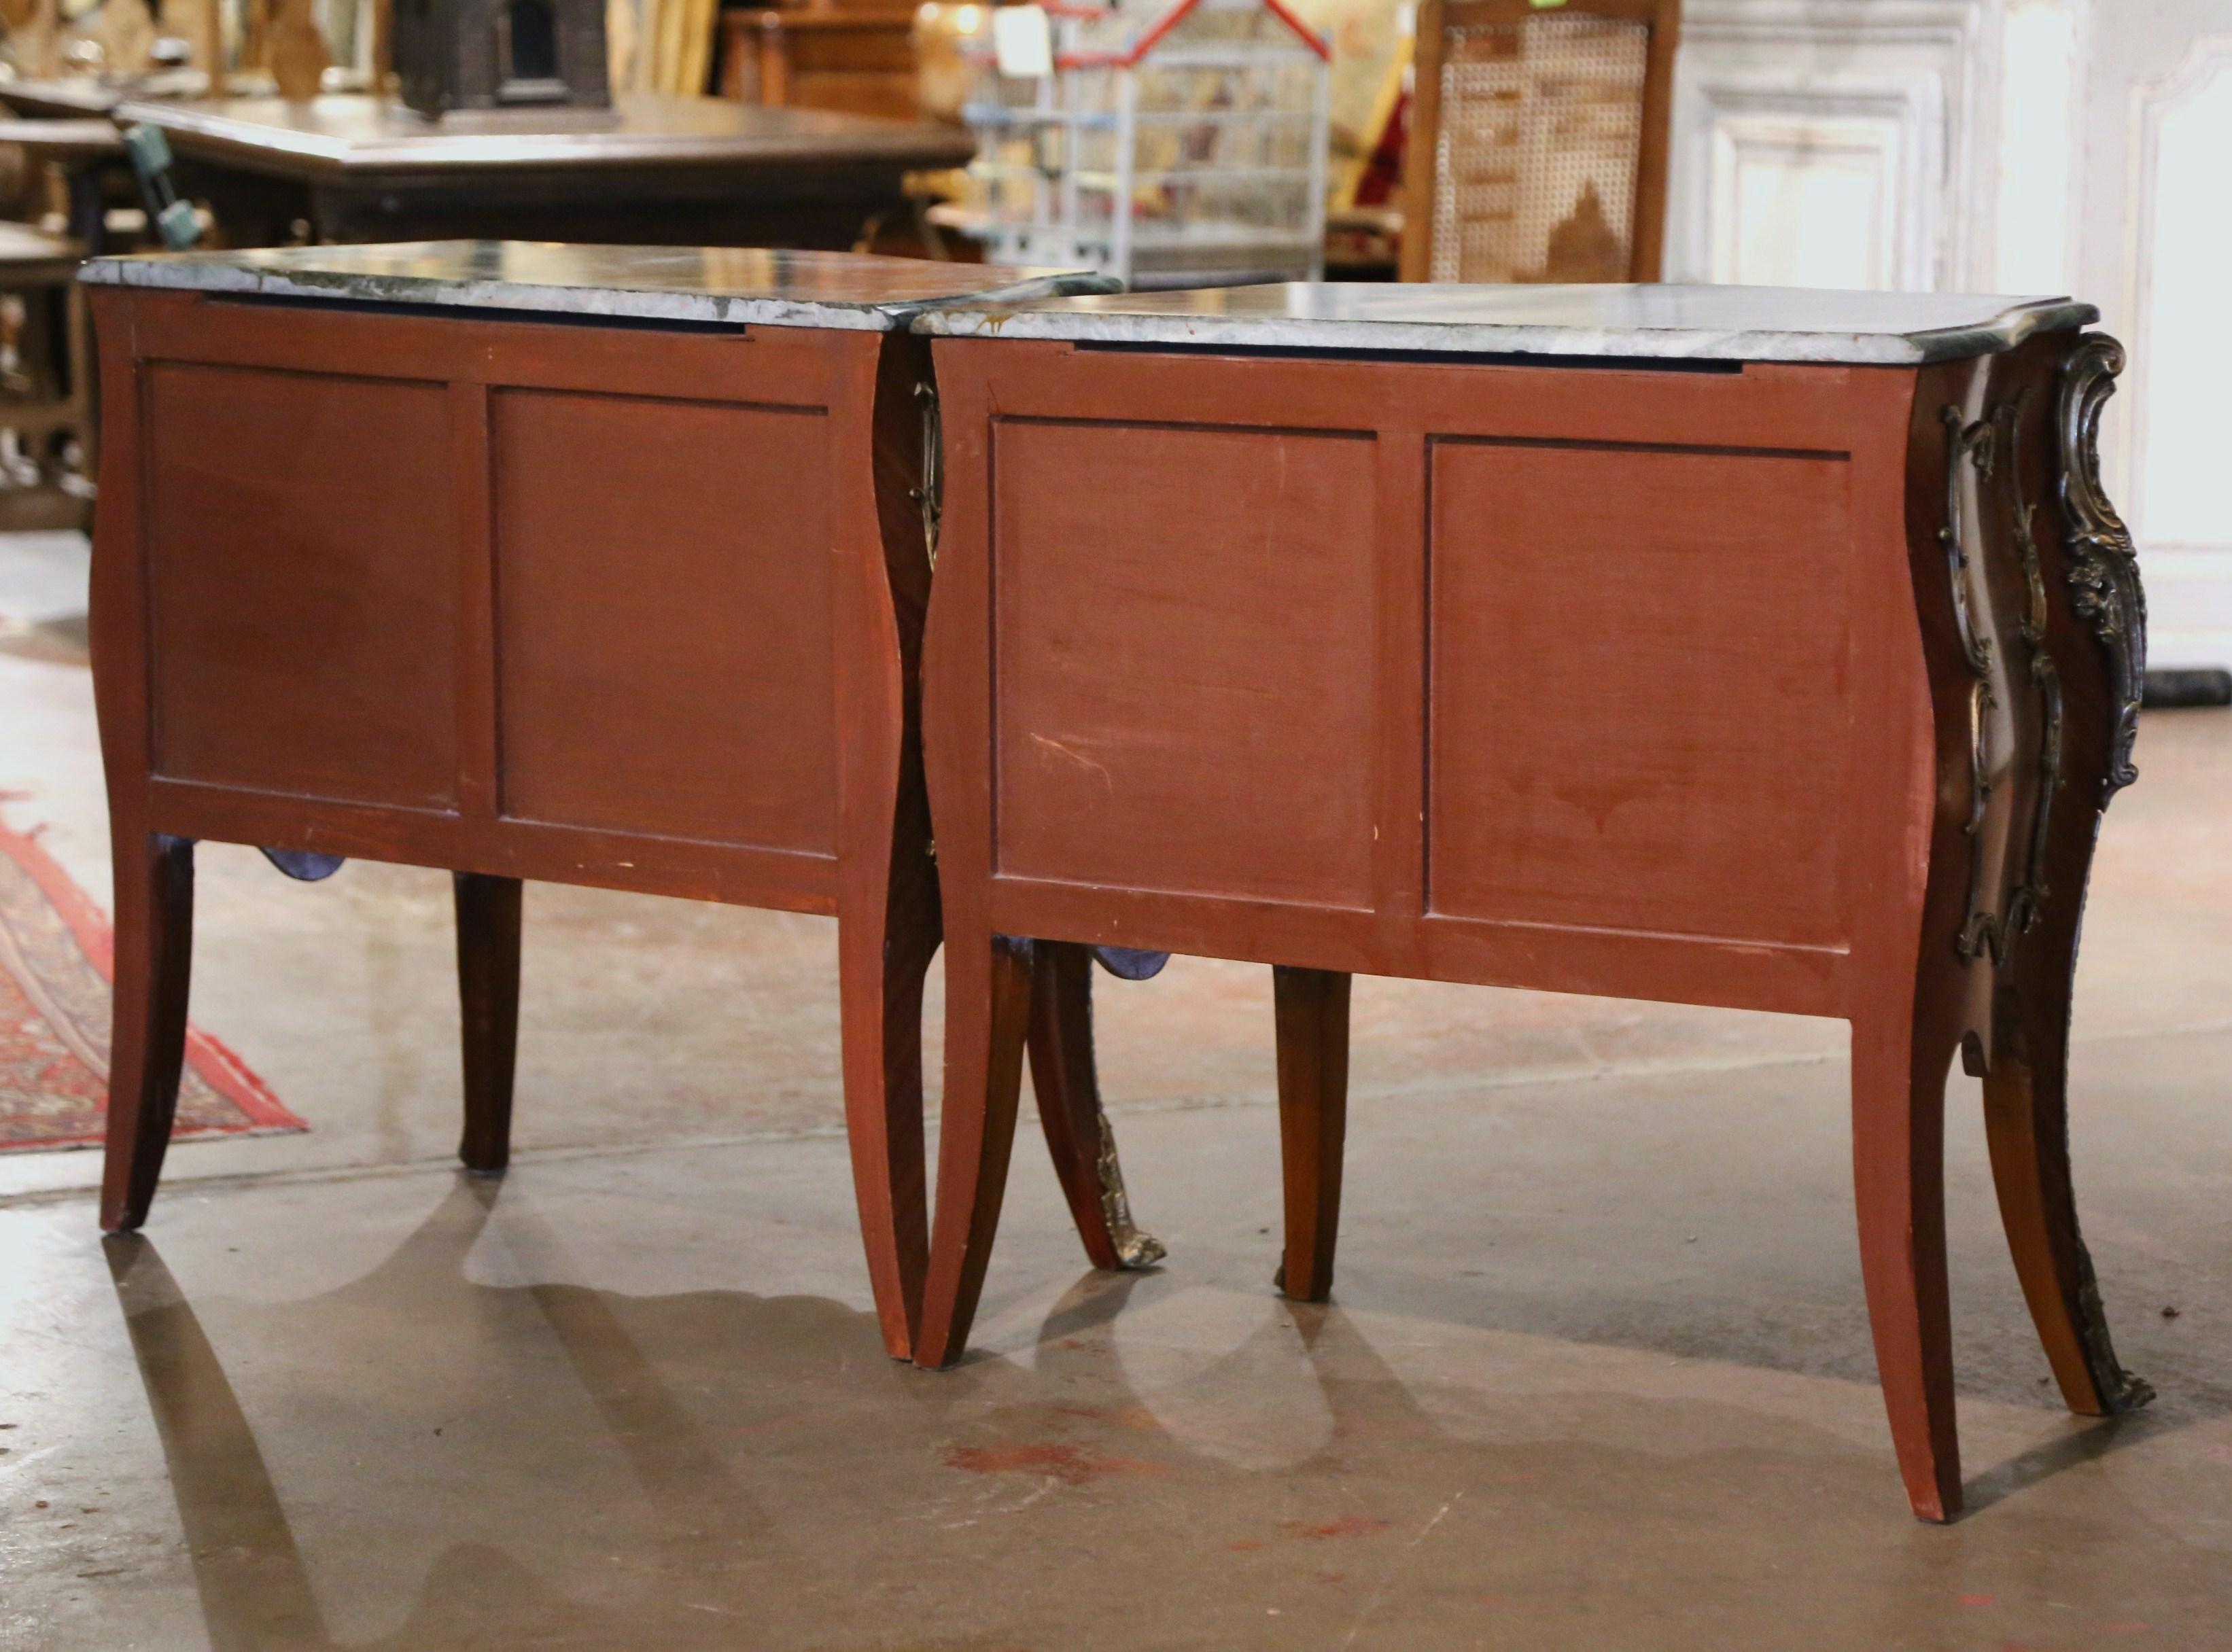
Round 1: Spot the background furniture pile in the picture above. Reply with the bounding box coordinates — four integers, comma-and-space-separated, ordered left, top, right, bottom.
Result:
1401, 0, 1677, 283
935, 0, 1332, 287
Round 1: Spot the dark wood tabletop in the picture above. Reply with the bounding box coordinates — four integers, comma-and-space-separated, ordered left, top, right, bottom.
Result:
0, 71, 288, 120
0, 117, 125, 158
107, 91, 973, 183
0, 75, 150, 120
63, 90, 974, 249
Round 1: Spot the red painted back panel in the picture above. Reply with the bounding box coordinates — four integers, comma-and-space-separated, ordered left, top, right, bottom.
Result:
990, 417, 1381, 909
492, 387, 838, 852
1428, 440, 1854, 947
145, 363, 461, 810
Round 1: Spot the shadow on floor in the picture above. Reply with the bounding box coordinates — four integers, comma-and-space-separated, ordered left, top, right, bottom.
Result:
100, 1169, 2220, 1652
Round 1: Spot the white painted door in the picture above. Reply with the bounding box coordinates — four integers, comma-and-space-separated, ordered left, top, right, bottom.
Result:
2067, 2, 2232, 669
1668, 0, 2232, 667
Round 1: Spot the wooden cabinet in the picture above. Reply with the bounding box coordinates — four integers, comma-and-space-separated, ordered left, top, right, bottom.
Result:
1401, 0, 1680, 283
718, 3, 924, 121
909, 284, 2154, 1524
82, 243, 1126, 1368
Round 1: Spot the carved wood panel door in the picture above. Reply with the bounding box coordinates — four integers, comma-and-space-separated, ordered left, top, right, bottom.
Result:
2060, 0, 2232, 671
1667, 0, 2232, 669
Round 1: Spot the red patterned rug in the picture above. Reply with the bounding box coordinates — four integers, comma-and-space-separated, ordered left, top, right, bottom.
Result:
0, 820, 303, 1152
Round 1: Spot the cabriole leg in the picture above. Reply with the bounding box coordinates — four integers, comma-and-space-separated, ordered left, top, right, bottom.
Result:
1851, 998, 1964, 1523
836, 872, 939, 1361
913, 932, 1034, 1369
1026, 941, 1164, 1273
100, 834, 195, 1233
1975, 330, 2152, 1421
1982, 1027, 2150, 1417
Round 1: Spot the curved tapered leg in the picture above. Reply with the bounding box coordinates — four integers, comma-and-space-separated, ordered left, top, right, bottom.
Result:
1273, 966, 1350, 1304
1977, 813, 2150, 1419
913, 932, 1034, 1369
454, 873, 523, 1176
1027, 941, 1165, 1273
1851, 993, 1964, 1524
836, 851, 940, 1362
100, 833, 195, 1233
1972, 330, 2152, 1422
835, 327, 952, 1360
1983, 1044, 2151, 1418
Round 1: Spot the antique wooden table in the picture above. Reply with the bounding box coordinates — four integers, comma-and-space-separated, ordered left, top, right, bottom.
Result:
80, 241, 1145, 1365
909, 283, 2153, 1520
0, 118, 126, 253
0, 72, 248, 122
101, 92, 973, 248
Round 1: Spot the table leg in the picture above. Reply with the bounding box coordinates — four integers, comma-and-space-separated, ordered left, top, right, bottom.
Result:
837, 841, 940, 1361
1983, 1024, 2151, 1418
1976, 893, 2151, 1422
913, 932, 1033, 1369
99, 833, 196, 1233
453, 872, 522, 1176
1273, 966, 1350, 1303
1853, 366, 1988, 1522
1851, 975, 1965, 1524
65, 164, 108, 258
1976, 330, 2152, 1423
1026, 941, 1165, 1273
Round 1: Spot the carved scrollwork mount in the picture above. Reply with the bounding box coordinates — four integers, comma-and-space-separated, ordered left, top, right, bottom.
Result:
1942, 385, 2076, 966
1995, 391, 2062, 938
2055, 334, 2147, 800
910, 379, 942, 569
1940, 337, 2146, 970
1095, 1110, 1167, 1269
1941, 403, 2004, 964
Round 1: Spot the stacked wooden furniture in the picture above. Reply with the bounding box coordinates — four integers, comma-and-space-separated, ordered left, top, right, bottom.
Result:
0, 219, 94, 522
79, 242, 1154, 1365
909, 281, 2152, 1523
0, 117, 126, 249
101, 92, 973, 247
1401, 0, 1679, 282
0, 75, 970, 253
718, 1, 923, 122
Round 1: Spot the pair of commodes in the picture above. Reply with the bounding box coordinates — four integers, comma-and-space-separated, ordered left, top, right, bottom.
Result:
86, 246, 2152, 1522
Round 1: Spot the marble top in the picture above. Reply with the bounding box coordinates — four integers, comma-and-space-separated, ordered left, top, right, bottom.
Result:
80, 242, 1117, 332
911, 283, 2099, 365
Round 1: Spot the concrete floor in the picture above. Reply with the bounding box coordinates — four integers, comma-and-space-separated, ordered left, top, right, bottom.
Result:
3, 529, 2229, 1649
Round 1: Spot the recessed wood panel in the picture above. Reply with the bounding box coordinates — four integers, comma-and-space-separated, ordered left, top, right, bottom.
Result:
145, 363, 460, 809
493, 389, 837, 852
1427, 440, 1853, 946
991, 419, 1378, 907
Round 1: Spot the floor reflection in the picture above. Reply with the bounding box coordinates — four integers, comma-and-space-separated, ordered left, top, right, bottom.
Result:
101, 1171, 2224, 1651
107, 1232, 330, 1650
102, 1176, 903, 1651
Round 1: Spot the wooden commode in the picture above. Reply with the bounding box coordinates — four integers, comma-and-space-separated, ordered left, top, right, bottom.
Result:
907, 281, 2153, 1521
81, 241, 1149, 1365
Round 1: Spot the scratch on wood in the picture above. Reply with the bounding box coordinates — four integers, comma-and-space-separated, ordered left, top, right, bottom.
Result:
1028, 732, 1114, 792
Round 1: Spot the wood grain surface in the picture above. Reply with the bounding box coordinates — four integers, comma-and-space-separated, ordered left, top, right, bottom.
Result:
92, 287, 921, 1363
916, 328, 2151, 1526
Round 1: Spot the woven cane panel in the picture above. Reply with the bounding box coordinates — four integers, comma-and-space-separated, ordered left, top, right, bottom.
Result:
1429, 12, 1648, 283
